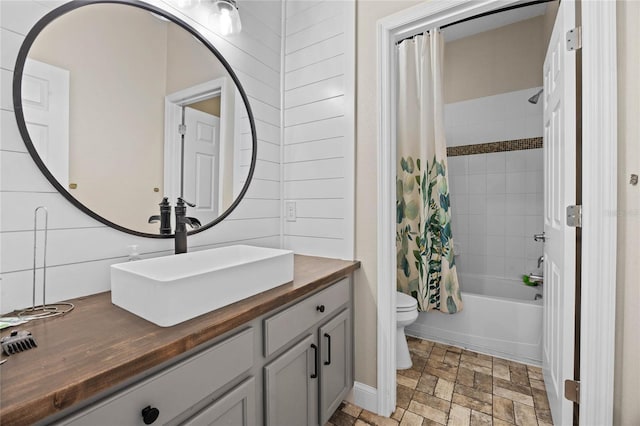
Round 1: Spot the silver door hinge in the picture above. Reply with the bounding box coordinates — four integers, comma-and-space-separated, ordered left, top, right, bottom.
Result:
178, 124, 187, 135
567, 205, 582, 228
567, 27, 582, 51
565, 379, 580, 403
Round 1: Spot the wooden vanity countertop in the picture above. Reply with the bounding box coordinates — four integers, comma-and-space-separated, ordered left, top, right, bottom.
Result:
0, 254, 360, 425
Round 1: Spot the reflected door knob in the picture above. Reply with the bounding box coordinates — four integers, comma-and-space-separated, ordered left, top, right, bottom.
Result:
141, 406, 160, 424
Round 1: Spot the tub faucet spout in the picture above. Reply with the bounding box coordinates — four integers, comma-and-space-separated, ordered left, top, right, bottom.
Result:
537, 255, 544, 268
528, 273, 544, 284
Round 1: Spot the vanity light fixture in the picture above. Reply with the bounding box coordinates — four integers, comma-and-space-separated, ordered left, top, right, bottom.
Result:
175, 0, 199, 8
208, 0, 242, 36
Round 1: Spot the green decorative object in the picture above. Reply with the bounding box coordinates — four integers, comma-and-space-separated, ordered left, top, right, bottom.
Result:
522, 275, 540, 287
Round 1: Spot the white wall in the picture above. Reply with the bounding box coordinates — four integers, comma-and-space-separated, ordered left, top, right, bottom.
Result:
446, 89, 544, 282
0, 0, 282, 313
282, 0, 355, 260
445, 87, 544, 146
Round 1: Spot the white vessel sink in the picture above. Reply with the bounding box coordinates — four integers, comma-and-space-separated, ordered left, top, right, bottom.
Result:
111, 245, 294, 327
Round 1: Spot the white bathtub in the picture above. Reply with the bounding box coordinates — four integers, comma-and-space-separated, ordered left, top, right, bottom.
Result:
405, 273, 543, 366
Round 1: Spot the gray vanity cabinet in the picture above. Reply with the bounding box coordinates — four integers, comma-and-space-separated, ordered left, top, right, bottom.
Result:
319, 308, 351, 425
181, 377, 256, 426
52, 277, 353, 426
263, 278, 353, 426
264, 334, 318, 426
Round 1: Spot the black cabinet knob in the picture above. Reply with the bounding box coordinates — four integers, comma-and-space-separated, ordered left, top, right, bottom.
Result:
141, 406, 160, 425
316, 305, 325, 313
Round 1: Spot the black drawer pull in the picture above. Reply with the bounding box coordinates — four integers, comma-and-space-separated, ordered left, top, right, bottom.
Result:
310, 344, 318, 378
324, 333, 331, 366
316, 305, 325, 313
141, 406, 159, 424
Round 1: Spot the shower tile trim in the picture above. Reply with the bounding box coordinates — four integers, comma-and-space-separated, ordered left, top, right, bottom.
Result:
447, 137, 543, 157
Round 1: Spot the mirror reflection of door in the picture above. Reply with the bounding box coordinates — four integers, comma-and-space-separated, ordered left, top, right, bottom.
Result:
22, 59, 70, 187
183, 105, 220, 223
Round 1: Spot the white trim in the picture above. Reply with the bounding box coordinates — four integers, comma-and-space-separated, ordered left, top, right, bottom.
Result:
351, 382, 378, 414
579, 1, 617, 424
375, 12, 396, 417
164, 102, 182, 203
376, 0, 617, 422
343, 0, 356, 261
279, 0, 286, 249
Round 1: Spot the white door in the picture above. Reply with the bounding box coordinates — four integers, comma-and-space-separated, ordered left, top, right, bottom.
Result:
183, 106, 220, 223
21, 59, 70, 187
542, 1, 577, 425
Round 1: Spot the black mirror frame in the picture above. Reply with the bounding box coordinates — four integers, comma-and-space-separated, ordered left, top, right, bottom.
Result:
12, 0, 258, 239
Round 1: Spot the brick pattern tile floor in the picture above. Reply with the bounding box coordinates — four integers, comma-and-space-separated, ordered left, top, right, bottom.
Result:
328, 337, 553, 426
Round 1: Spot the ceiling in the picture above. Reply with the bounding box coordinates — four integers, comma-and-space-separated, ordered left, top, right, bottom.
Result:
442, 2, 549, 42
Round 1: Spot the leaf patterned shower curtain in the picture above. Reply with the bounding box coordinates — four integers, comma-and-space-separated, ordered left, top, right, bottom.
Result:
396, 31, 463, 313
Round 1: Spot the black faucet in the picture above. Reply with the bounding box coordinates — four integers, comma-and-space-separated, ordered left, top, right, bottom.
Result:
148, 197, 172, 235
174, 197, 202, 254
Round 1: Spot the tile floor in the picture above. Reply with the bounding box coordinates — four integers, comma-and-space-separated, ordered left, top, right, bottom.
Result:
328, 337, 553, 426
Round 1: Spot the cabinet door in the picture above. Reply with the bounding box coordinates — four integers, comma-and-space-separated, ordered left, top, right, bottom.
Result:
264, 334, 318, 426
319, 309, 352, 425
181, 377, 255, 426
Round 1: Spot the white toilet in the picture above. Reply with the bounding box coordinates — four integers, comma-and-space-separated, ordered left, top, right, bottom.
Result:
396, 291, 419, 370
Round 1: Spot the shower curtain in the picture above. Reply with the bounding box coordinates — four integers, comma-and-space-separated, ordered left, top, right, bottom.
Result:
396, 31, 462, 313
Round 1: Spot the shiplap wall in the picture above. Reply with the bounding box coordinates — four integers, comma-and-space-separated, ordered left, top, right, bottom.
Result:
282, 0, 355, 260
0, 0, 282, 313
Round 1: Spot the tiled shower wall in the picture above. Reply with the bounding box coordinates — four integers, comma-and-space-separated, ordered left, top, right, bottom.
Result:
445, 88, 545, 281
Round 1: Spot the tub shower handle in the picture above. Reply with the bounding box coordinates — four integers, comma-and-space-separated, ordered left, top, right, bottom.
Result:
533, 232, 546, 242
528, 273, 544, 284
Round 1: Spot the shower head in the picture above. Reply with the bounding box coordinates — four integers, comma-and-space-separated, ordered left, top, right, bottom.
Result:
528, 89, 544, 104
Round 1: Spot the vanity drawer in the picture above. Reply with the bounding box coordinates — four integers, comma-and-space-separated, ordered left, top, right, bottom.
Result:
264, 278, 349, 357
60, 328, 254, 426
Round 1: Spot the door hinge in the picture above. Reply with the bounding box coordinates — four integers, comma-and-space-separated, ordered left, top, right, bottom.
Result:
564, 379, 580, 403
566, 205, 582, 228
567, 27, 582, 51
178, 124, 187, 135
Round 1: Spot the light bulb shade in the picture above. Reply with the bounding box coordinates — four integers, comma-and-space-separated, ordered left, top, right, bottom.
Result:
209, 0, 242, 36
175, 0, 199, 9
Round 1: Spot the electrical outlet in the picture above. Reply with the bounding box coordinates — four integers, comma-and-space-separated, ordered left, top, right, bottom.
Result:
285, 201, 297, 222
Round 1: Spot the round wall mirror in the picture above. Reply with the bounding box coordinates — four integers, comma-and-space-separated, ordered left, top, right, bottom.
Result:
13, 0, 257, 237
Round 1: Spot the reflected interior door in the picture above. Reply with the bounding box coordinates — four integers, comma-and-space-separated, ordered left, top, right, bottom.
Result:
183, 106, 220, 223
22, 59, 70, 187
542, 0, 577, 424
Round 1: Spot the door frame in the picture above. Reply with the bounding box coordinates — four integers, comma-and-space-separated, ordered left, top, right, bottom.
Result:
164, 77, 232, 211
375, 1, 617, 423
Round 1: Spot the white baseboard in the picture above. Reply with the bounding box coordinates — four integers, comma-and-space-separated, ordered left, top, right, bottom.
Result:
350, 381, 378, 414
